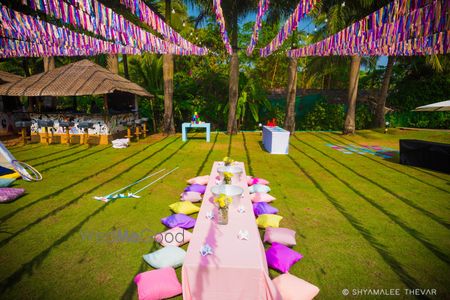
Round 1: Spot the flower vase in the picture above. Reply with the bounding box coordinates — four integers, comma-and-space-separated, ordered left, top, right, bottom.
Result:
218, 206, 229, 225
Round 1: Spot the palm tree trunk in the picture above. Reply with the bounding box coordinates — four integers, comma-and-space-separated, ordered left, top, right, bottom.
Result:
227, 8, 239, 135
43, 57, 55, 72
107, 55, 119, 74
343, 55, 361, 135
163, 0, 175, 134
123, 54, 129, 79
284, 57, 298, 133
374, 56, 395, 128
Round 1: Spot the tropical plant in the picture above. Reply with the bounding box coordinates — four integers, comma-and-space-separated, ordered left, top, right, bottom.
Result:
187, 0, 257, 134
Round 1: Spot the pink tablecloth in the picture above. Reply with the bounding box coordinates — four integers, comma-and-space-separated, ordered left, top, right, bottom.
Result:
182, 162, 280, 300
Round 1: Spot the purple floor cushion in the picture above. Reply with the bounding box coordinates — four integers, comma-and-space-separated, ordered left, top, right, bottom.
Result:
134, 267, 182, 300
161, 213, 196, 229
184, 184, 207, 194
0, 188, 25, 203
253, 202, 279, 216
266, 242, 303, 273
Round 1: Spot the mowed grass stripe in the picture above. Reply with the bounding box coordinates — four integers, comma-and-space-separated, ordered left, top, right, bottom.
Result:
0, 137, 207, 298
0, 136, 174, 233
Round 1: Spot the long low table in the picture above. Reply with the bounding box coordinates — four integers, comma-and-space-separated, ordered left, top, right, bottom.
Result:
182, 162, 280, 299
182, 123, 211, 142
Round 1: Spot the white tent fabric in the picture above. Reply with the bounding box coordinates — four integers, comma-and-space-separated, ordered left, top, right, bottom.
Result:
414, 100, 450, 112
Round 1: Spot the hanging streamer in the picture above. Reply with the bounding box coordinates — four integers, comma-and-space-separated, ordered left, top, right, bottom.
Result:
213, 0, 233, 55
25, 0, 204, 55
259, 0, 319, 57
119, 0, 209, 55
0, 6, 140, 58
287, 0, 449, 57
246, 0, 270, 56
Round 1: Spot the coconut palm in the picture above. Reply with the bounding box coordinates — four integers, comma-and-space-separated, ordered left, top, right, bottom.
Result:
186, 0, 256, 134
319, 0, 390, 134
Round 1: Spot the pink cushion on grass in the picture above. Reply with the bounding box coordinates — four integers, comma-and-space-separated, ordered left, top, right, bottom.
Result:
180, 191, 202, 202
187, 175, 209, 185
264, 227, 296, 246
266, 242, 303, 273
154, 227, 192, 247
247, 176, 270, 186
134, 267, 182, 300
251, 193, 276, 203
272, 273, 320, 300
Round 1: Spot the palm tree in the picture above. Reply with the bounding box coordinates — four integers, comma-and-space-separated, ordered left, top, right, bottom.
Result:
162, 0, 176, 134
374, 56, 395, 128
320, 0, 389, 134
188, 0, 256, 134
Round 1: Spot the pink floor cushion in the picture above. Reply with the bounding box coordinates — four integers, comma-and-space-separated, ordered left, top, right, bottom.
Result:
134, 267, 182, 300
253, 202, 279, 216
266, 242, 303, 273
184, 184, 207, 194
187, 175, 209, 185
247, 176, 270, 186
272, 273, 320, 300
251, 193, 276, 203
161, 214, 196, 229
180, 191, 203, 202
264, 227, 296, 246
0, 188, 25, 203
154, 227, 192, 247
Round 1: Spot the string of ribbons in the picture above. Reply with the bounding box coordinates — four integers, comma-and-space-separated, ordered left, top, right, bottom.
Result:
287, 0, 449, 57
119, 0, 208, 55
259, 0, 319, 57
25, 0, 205, 55
213, 0, 233, 55
0, 6, 140, 58
246, 0, 270, 56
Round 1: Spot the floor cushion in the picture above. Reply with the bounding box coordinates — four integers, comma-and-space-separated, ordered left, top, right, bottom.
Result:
187, 175, 209, 185
154, 227, 192, 247
0, 171, 21, 180
184, 184, 207, 194
253, 202, 279, 216
0, 178, 15, 187
272, 273, 320, 300
169, 201, 200, 215
247, 176, 270, 186
180, 191, 203, 202
0, 166, 15, 176
256, 214, 283, 228
161, 214, 196, 229
143, 246, 186, 269
0, 188, 25, 203
251, 193, 276, 203
134, 267, 182, 300
266, 242, 303, 273
264, 227, 296, 246
249, 184, 271, 194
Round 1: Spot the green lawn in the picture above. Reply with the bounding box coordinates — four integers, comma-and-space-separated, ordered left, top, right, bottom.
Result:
0, 129, 449, 299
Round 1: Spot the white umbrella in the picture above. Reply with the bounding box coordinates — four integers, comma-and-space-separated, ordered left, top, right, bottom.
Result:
414, 100, 450, 112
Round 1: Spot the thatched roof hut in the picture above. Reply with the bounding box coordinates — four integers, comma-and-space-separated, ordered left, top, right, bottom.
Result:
0, 59, 152, 98
0, 70, 23, 84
